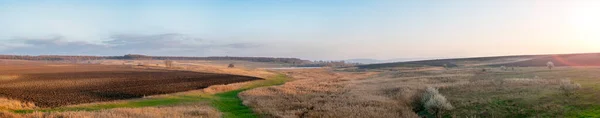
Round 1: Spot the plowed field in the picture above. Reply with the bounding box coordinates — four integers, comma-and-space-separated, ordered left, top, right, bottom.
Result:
0, 60, 261, 107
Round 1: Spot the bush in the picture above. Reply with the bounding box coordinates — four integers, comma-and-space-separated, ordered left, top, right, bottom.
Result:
547, 61, 555, 70
420, 87, 453, 117
559, 79, 581, 97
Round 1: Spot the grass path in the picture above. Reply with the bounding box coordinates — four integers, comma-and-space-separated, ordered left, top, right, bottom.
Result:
210, 74, 288, 118
12, 74, 290, 118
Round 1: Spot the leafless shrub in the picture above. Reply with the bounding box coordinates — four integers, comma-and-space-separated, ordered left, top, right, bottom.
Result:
421, 87, 453, 117
547, 61, 555, 70
559, 78, 581, 97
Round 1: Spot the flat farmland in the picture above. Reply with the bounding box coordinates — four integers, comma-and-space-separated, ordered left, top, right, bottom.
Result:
0, 60, 261, 108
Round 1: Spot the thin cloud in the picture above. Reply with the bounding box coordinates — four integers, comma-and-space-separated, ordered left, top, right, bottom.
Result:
224, 43, 262, 49
0, 33, 262, 56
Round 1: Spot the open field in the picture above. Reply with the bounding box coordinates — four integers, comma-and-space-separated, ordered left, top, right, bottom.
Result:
239, 65, 600, 117
2, 103, 222, 118
0, 59, 290, 118
0, 60, 261, 108
239, 69, 424, 117
2, 54, 600, 118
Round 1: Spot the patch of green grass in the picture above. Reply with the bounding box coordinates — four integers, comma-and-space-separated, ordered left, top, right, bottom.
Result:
444, 67, 600, 117
567, 105, 600, 118
12, 74, 290, 118
444, 68, 580, 117
244, 74, 288, 89
212, 89, 257, 118
210, 74, 289, 118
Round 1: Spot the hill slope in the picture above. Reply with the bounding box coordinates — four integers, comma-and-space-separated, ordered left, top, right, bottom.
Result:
358, 53, 600, 69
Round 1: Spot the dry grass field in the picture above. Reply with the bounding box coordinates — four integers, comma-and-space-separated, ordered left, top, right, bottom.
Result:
240, 69, 421, 118
1, 102, 221, 118
0, 98, 35, 110
239, 66, 600, 117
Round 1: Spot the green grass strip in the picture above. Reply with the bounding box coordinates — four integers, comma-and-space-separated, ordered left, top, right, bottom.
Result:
210, 74, 289, 118
11, 74, 290, 118
211, 89, 257, 118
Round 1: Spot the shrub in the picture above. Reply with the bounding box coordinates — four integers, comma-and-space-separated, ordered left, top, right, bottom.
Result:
421, 87, 453, 117
547, 61, 555, 70
559, 78, 581, 97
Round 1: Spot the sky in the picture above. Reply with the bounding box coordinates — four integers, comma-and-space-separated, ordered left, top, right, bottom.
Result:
0, 0, 599, 60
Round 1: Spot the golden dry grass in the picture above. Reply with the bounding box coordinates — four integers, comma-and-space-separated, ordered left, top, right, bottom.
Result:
1, 110, 21, 118
240, 69, 421, 118
0, 75, 19, 81
1, 103, 220, 118
0, 98, 36, 110
238, 66, 586, 117
97, 60, 276, 78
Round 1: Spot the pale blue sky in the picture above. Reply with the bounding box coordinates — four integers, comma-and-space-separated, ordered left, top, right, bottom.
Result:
1, 0, 599, 60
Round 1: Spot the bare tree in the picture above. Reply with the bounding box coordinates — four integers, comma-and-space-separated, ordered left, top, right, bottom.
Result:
547, 61, 555, 70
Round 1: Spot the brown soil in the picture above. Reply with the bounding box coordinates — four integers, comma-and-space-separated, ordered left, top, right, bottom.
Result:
0, 60, 261, 108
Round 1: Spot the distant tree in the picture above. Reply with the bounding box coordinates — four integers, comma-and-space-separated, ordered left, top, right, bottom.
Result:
547, 61, 555, 70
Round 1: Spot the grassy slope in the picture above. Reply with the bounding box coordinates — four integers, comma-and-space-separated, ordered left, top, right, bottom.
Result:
539, 69, 600, 117
440, 67, 600, 117
13, 74, 289, 118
